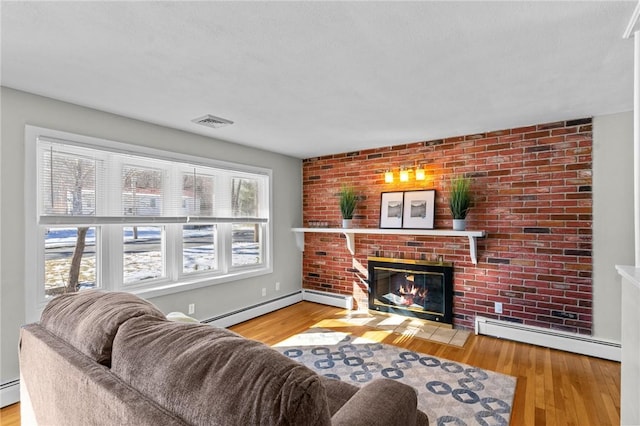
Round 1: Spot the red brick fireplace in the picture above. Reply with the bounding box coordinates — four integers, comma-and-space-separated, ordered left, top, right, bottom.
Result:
301, 118, 593, 333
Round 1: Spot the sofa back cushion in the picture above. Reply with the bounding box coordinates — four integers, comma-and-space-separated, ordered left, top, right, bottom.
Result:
111, 316, 332, 426
20, 324, 190, 426
40, 290, 166, 366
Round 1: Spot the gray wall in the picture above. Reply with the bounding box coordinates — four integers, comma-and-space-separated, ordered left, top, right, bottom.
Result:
592, 112, 634, 341
0, 87, 303, 385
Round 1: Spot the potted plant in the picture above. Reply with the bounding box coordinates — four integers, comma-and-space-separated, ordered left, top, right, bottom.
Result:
338, 185, 358, 228
449, 176, 471, 231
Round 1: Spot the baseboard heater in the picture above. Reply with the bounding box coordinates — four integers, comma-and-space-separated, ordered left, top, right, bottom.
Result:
302, 289, 353, 310
202, 291, 303, 328
475, 316, 621, 362
1, 379, 20, 408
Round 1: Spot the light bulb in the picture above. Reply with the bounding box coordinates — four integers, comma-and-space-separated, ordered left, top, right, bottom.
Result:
415, 167, 425, 181
400, 168, 409, 182
384, 170, 394, 183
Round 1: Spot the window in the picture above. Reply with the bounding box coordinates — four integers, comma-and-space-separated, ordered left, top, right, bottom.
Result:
44, 226, 97, 297
25, 126, 271, 320
123, 226, 165, 284
183, 225, 217, 273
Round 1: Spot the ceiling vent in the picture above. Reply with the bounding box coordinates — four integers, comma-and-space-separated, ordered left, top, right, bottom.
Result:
192, 114, 234, 129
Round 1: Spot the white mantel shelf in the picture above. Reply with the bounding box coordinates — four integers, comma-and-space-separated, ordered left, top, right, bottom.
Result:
291, 228, 487, 265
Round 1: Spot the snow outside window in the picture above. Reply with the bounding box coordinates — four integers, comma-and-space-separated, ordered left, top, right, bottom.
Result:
25, 126, 272, 321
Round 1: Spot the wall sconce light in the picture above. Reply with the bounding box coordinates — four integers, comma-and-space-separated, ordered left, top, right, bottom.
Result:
384, 166, 426, 183
384, 170, 394, 183
399, 167, 409, 182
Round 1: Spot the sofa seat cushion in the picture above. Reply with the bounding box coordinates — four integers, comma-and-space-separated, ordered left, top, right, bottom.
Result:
40, 290, 166, 366
111, 316, 332, 426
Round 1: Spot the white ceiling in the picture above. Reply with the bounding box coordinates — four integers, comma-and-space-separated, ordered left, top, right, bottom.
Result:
1, 1, 636, 159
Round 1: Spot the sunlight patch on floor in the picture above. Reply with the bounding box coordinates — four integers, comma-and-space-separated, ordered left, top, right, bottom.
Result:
356, 330, 392, 343
332, 310, 471, 347
273, 329, 351, 347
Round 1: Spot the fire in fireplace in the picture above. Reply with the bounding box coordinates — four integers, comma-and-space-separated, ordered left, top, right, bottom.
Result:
367, 257, 453, 325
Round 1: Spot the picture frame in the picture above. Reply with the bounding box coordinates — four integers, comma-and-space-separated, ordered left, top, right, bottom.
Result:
402, 189, 435, 229
379, 191, 404, 229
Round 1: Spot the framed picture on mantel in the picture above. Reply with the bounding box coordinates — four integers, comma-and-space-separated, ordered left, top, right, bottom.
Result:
379, 191, 404, 228
402, 189, 435, 229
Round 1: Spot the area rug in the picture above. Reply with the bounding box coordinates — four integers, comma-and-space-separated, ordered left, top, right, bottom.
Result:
274, 328, 516, 426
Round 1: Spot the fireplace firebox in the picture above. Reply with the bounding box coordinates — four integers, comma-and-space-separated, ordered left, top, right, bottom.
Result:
367, 257, 453, 326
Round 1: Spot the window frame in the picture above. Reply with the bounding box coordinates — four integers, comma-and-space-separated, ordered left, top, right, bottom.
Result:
25, 126, 273, 323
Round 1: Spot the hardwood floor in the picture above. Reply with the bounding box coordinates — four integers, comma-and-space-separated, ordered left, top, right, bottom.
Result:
231, 302, 620, 426
0, 301, 620, 425
0, 403, 19, 426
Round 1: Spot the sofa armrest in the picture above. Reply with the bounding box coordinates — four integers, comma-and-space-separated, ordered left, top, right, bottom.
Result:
331, 378, 425, 426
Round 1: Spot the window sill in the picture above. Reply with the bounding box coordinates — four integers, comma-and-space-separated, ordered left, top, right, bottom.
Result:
131, 265, 273, 300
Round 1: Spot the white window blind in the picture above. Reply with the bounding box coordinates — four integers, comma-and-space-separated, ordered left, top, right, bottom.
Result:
40, 141, 99, 216
37, 138, 269, 226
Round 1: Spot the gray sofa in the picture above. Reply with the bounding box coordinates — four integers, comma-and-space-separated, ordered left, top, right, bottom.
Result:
20, 290, 429, 425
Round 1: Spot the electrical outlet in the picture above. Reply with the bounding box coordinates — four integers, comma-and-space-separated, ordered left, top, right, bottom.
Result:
495, 302, 503, 314
261, 288, 266, 297
275, 282, 280, 291
188, 303, 195, 315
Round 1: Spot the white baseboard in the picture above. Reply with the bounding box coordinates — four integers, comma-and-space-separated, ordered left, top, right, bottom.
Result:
302, 289, 353, 309
475, 316, 621, 361
1, 379, 20, 408
203, 291, 303, 328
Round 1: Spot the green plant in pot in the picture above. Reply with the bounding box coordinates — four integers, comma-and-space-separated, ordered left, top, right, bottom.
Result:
338, 185, 358, 228
449, 176, 471, 231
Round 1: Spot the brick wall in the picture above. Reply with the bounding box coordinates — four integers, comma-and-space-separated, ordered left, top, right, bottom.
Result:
302, 118, 593, 333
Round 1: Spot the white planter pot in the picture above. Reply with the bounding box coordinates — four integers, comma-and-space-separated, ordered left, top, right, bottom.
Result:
342, 219, 353, 229
452, 219, 466, 231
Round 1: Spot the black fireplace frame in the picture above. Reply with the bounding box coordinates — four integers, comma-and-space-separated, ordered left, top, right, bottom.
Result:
367, 257, 454, 325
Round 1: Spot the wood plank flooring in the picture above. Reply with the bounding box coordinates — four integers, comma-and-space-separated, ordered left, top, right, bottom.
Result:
0, 403, 19, 426
231, 302, 620, 426
0, 301, 620, 425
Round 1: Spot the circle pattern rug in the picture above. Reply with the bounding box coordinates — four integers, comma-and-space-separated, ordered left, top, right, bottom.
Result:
274, 328, 516, 426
